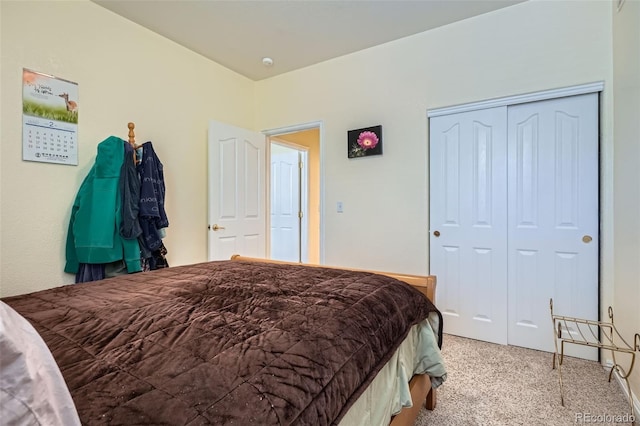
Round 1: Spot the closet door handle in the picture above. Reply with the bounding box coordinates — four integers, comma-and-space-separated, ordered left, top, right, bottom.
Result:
433, 230, 441, 237
582, 235, 592, 243
211, 224, 226, 231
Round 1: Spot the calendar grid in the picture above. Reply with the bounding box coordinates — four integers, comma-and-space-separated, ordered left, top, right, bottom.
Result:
23, 118, 78, 165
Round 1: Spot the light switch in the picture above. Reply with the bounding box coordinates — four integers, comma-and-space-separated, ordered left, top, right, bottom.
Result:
337, 201, 343, 213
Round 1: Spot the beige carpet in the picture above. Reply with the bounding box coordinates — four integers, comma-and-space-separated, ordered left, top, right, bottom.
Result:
416, 334, 635, 425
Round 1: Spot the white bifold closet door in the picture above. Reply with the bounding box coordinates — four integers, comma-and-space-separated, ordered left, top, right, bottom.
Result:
429, 106, 509, 345
506, 94, 598, 359
430, 93, 599, 360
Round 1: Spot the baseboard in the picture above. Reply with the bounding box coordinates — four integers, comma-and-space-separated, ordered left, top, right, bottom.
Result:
603, 360, 640, 416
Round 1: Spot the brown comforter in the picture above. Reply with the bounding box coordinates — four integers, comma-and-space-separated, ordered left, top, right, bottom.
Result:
2, 260, 442, 425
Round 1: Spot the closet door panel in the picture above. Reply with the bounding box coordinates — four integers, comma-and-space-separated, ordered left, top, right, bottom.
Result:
473, 121, 494, 226
443, 123, 461, 226
430, 106, 508, 345
555, 112, 580, 228
507, 93, 598, 360
515, 114, 539, 227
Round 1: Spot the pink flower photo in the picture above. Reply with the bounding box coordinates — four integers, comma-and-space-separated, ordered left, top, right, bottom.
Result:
348, 125, 382, 158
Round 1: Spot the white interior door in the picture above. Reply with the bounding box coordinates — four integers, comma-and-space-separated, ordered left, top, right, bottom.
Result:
208, 121, 266, 261
507, 93, 599, 360
430, 106, 509, 345
270, 144, 301, 262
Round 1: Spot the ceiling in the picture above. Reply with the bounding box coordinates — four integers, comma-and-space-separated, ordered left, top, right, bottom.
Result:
93, 0, 525, 81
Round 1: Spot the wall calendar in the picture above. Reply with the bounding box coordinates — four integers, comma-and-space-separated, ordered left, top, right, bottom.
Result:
22, 68, 79, 165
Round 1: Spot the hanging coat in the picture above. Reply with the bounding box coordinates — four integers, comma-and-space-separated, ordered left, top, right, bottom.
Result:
137, 141, 169, 252
65, 136, 142, 274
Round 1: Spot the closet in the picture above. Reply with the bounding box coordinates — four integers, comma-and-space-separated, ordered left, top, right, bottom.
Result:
429, 89, 599, 360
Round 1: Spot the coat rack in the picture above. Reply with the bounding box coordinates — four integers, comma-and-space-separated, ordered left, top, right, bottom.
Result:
127, 122, 139, 163
127, 122, 135, 145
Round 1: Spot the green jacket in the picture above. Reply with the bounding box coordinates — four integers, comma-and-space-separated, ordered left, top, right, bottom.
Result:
65, 136, 141, 274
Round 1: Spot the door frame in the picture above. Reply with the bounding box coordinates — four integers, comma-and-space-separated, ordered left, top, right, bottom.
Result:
263, 121, 325, 264
426, 81, 605, 353
427, 81, 604, 118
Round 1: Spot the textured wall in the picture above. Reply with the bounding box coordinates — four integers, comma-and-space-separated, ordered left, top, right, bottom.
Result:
0, 1, 255, 297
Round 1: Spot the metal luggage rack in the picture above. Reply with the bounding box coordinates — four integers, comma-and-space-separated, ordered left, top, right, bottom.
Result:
550, 298, 640, 423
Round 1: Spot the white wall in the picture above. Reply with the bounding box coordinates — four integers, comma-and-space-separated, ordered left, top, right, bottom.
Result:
0, 0, 255, 297
255, 0, 613, 279
612, 0, 640, 406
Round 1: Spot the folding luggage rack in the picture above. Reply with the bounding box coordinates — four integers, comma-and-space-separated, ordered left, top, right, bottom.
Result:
550, 298, 639, 424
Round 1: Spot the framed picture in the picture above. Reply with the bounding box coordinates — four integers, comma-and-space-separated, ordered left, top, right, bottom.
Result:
347, 125, 382, 158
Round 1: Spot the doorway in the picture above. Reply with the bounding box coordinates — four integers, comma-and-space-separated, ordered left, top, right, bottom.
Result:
266, 127, 321, 264
207, 121, 322, 264
270, 141, 307, 263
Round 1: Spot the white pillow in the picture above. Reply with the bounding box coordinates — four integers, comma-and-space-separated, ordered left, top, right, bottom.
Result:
0, 301, 81, 426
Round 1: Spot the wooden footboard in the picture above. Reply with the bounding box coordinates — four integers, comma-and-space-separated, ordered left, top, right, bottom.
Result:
229, 255, 438, 425
230, 255, 436, 301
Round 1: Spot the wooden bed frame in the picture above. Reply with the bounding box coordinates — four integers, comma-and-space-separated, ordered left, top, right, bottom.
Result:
230, 255, 438, 426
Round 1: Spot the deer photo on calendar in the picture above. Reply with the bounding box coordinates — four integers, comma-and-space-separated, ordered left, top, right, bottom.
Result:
22, 68, 79, 124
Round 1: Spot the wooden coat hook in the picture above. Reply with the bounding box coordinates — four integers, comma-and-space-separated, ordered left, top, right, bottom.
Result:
128, 122, 136, 148
127, 122, 140, 164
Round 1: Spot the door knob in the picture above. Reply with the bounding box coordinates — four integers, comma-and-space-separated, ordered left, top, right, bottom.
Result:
211, 224, 226, 231
582, 235, 592, 243
433, 230, 440, 237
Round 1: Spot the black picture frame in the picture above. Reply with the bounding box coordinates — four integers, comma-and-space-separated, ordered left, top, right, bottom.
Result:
347, 125, 382, 158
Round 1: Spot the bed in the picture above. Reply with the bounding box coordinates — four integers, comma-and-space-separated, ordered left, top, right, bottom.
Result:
0, 256, 446, 425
